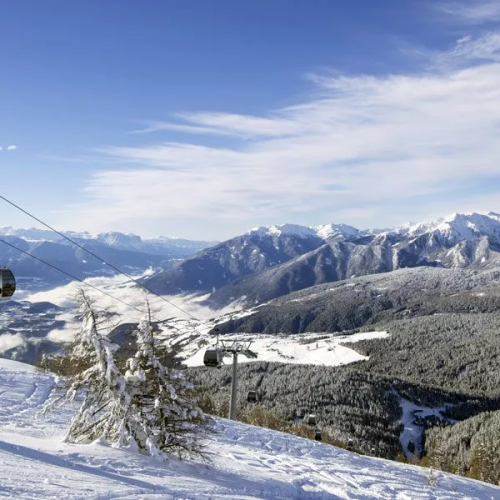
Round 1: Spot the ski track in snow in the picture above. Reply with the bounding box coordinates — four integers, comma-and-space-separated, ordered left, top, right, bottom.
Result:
1, 360, 500, 499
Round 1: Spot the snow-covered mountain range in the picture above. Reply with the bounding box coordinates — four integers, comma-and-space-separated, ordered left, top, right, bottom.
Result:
247, 211, 500, 243
143, 212, 500, 307
0, 226, 217, 255
0, 227, 216, 288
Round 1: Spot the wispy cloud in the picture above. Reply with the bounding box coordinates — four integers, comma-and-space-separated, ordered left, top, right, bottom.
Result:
438, 1, 500, 24
130, 113, 303, 139
6, 145, 17, 151
61, 26, 500, 239
129, 120, 235, 137
448, 32, 500, 62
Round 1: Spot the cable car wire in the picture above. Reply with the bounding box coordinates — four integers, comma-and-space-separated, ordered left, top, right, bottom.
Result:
0, 234, 209, 336
0, 236, 144, 313
0, 194, 201, 321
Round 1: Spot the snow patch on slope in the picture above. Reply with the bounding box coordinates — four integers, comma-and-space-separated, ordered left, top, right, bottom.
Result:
398, 395, 456, 460
179, 331, 389, 368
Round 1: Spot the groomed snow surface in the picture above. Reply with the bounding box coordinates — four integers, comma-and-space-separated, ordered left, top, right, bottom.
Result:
181, 332, 389, 368
1, 360, 499, 499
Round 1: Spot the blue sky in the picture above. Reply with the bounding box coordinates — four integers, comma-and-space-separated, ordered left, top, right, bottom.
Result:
2, 1, 500, 239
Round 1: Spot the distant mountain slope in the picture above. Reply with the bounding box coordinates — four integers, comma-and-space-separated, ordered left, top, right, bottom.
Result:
144, 212, 500, 307
143, 224, 331, 294
215, 266, 500, 334
0, 228, 216, 287
0, 226, 216, 257
0, 237, 168, 285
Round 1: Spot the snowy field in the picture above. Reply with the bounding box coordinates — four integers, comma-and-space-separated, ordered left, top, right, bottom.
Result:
179, 331, 389, 368
1, 359, 500, 499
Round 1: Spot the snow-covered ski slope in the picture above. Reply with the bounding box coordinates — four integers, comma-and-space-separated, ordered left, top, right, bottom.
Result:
1, 360, 499, 499
179, 331, 389, 368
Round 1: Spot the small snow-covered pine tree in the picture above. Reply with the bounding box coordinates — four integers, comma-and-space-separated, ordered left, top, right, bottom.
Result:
47, 290, 132, 446
124, 302, 207, 458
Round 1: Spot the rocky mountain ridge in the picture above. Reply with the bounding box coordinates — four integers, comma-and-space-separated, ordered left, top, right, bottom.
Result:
143, 212, 500, 306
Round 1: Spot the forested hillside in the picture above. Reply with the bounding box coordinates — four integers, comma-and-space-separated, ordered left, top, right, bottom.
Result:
188, 362, 497, 460
216, 267, 500, 334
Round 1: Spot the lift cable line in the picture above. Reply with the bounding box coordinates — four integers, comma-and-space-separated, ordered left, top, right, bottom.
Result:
0, 194, 201, 321
1, 234, 210, 339
0, 236, 144, 313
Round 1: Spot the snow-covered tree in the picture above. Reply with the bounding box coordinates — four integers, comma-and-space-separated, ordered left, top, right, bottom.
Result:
45, 292, 207, 458
123, 301, 208, 458
50, 290, 132, 445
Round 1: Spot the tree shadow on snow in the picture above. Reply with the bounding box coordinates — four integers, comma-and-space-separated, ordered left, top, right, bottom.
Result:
0, 439, 346, 499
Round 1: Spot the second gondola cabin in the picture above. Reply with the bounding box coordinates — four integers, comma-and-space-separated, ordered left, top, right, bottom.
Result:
0, 267, 15, 300
247, 390, 258, 403
304, 414, 317, 426
203, 348, 223, 368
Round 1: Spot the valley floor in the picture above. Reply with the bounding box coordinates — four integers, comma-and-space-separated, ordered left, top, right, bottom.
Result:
0, 359, 499, 499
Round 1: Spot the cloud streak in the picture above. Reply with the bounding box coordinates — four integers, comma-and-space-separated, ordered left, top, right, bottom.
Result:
438, 1, 500, 24
62, 31, 500, 239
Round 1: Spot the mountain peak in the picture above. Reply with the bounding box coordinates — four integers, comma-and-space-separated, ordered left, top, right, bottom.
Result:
248, 224, 318, 239
313, 223, 362, 240
391, 211, 500, 244
248, 223, 363, 240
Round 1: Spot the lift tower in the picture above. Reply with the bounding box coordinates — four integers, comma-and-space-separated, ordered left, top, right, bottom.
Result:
203, 331, 257, 420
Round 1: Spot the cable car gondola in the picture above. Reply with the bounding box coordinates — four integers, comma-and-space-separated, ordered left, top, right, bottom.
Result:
0, 267, 15, 300
247, 390, 258, 403
314, 431, 322, 442
304, 414, 317, 426
203, 347, 223, 368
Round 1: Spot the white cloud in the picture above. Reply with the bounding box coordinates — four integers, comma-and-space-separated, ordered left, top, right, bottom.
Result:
438, 1, 500, 24
130, 113, 303, 138
60, 32, 500, 239
447, 32, 500, 62
6, 145, 17, 151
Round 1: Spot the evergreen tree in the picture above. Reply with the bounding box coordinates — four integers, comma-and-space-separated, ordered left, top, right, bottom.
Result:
45, 289, 131, 445
470, 440, 497, 484
124, 302, 208, 457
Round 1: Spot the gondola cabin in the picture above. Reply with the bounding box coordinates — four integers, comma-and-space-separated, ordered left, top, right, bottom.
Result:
305, 414, 316, 426
247, 390, 258, 403
0, 267, 15, 300
203, 348, 223, 368
314, 431, 322, 442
